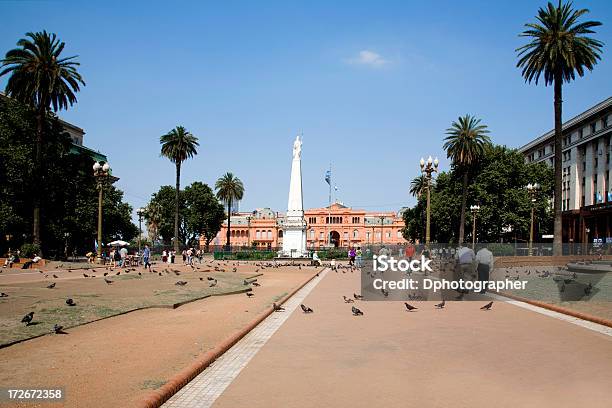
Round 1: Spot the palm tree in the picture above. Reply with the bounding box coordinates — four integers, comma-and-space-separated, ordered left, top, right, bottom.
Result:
443, 114, 491, 245
160, 126, 199, 251
517, 0, 603, 255
215, 173, 244, 249
409, 175, 427, 198
1, 31, 85, 250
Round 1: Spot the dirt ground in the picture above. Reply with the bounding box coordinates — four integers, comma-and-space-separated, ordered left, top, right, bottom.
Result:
0, 260, 320, 408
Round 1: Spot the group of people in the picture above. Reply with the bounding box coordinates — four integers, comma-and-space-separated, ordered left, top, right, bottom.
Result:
2, 250, 42, 269
161, 248, 203, 265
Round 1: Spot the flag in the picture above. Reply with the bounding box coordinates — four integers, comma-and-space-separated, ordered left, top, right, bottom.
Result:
325, 170, 331, 185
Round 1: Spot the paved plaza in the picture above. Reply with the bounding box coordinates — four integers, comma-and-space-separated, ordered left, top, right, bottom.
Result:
163, 268, 612, 408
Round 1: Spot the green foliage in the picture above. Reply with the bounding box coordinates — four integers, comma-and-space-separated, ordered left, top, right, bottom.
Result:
159, 126, 199, 165
404, 145, 554, 244
146, 181, 224, 248
319, 248, 347, 259
213, 250, 276, 260
516, 1, 603, 86
215, 172, 245, 248
184, 182, 225, 248
0, 96, 137, 258
20, 243, 40, 258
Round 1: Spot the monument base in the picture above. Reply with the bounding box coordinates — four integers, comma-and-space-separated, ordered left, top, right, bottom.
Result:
281, 227, 307, 258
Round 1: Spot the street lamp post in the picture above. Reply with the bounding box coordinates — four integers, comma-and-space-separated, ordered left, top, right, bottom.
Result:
246, 216, 252, 247
470, 205, 480, 249
136, 207, 145, 260
93, 161, 111, 264
526, 183, 540, 256
379, 215, 385, 244
420, 156, 439, 246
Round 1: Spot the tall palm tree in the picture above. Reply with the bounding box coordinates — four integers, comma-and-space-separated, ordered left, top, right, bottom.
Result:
409, 175, 427, 198
160, 126, 199, 251
215, 173, 244, 249
1, 31, 85, 250
443, 114, 491, 245
517, 0, 603, 255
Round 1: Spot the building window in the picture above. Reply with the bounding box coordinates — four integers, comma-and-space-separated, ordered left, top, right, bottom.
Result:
343, 232, 349, 241
603, 115, 609, 128
353, 229, 359, 238
256, 230, 261, 239
591, 122, 597, 134
366, 232, 370, 241
319, 232, 324, 240
579, 128, 584, 138
310, 229, 315, 239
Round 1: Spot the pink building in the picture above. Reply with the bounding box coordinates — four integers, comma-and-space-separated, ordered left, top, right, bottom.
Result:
204, 202, 408, 249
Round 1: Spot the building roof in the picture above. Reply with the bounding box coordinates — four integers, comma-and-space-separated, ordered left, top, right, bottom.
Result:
518, 96, 612, 153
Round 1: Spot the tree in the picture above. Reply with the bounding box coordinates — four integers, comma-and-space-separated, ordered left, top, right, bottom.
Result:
443, 114, 491, 246
0, 96, 136, 258
1, 31, 85, 251
516, 0, 603, 254
160, 126, 199, 251
402, 145, 553, 245
146, 186, 186, 246
215, 173, 244, 249
184, 182, 225, 248
409, 175, 427, 198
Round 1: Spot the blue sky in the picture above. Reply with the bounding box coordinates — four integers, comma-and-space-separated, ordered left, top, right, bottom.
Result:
1, 0, 611, 216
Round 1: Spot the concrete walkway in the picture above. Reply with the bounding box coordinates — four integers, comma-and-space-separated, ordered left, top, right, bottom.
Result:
166, 269, 612, 408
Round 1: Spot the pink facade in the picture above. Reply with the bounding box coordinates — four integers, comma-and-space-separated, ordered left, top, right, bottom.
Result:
203, 203, 408, 249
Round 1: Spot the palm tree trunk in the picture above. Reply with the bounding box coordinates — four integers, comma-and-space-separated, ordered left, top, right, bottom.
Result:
458, 171, 469, 245
553, 70, 563, 255
174, 162, 181, 252
33, 107, 44, 253
225, 199, 232, 250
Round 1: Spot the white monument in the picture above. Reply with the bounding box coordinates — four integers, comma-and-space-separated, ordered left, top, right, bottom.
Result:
281, 135, 307, 258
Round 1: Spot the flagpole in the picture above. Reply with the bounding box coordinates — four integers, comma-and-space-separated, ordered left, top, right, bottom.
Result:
327, 164, 331, 247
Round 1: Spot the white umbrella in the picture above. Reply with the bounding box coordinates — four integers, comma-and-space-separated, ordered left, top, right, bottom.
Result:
109, 240, 129, 247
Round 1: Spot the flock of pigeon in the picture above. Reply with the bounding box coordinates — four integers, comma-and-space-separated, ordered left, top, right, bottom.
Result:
9, 259, 318, 336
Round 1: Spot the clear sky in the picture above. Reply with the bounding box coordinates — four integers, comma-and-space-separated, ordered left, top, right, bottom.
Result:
1, 0, 611, 217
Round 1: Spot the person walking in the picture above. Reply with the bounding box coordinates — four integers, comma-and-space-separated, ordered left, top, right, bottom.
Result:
348, 247, 356, 266
356, 247, 363, 268
405, 242, 416, 262
475, 246, 494, 294
119, 246, 128, 268
143, 244, 152, 271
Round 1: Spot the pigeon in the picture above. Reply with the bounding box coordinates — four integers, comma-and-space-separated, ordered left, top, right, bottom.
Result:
343, 296, 354, 303
351, 306, 364, 316
300, 304, 313, 313
115, 271, 121, 276
480, 301, 493, 310
246, 292, 254, 297
175, 281, 188, 286
47, 282, 56, 289
209, 280, 217, 287
404, 303, 418, 312
83, 273, 89, 278
158, 272, 163, 276
353, 293, 364, 300
104, 278, 114, 284
243, 280, 250, 286
0, 292, 8, 297
381, 288, 389, 297
199, 277, 204, 281
207, 276, 215, 281
103, 272, 108, 276
273, 303, 285, 312
584, 282, 593, 295
22, 311, 34, 325
66, 298, 76, 306
53, 324, 65, 334
53, 274, 59, 279
252, 282, 261, 287
435, 300, 445, 309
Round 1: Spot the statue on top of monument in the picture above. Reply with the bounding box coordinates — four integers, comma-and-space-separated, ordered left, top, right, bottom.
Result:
292, 135, 302, 160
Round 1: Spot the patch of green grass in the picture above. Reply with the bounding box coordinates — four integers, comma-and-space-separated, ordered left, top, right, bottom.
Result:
94, 306, 121, 318
272, 292, 288, 302
140, 379, 166, 390
115, 273, 143, 280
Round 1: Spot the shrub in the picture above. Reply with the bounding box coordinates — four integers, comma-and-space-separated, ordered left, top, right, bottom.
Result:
20, 243, 41, 258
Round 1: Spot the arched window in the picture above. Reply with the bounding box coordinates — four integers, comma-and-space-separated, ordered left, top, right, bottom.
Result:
353, 229, 359, 238
267, 230, 272, 239
278, 230, 283, 238
310, 229, 315, 239
256, 230, 261, 239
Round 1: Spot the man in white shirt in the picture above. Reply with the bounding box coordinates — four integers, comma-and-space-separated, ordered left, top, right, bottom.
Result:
455, 246, 476, 299
475, 247, 494, 293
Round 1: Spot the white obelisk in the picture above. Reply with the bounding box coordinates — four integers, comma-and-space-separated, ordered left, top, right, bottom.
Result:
282, 135, 307, 258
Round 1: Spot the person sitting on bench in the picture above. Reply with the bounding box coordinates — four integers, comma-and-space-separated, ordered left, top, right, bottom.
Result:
2, 253, 15, 268
22, 254, 42, 269
311, 251, 321, 266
